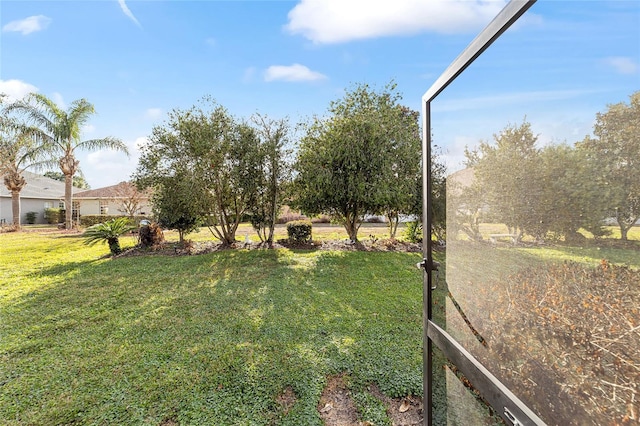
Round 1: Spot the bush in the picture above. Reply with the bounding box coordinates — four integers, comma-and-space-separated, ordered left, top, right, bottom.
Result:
479, 260, 639, 423
139, 222, 165, 248
44, 208, 61, 224
364, 215, 385, 223
25, 212, 37, 224
83, 217, 136, 256
286, 220, 312, 243
80, 215, 148, 227
310, 215, 331, 224
403, 221, 423, 243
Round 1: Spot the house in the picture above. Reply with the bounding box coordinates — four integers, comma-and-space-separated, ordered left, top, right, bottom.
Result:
73, 181, 152, 218
0, 171, 72, 225
1, 173, 152, 226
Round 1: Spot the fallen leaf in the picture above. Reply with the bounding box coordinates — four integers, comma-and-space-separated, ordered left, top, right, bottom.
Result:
320, 403, 333, 413
399, 400, 410, 413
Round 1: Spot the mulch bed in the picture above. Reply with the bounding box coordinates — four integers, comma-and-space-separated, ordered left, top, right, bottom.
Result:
116, 238, 422, 258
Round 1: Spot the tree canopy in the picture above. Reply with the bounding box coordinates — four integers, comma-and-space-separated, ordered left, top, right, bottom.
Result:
134, 98, 264, 245
457, 92, 638, 243
293, 82, 421, 241
579, 91, 640, 240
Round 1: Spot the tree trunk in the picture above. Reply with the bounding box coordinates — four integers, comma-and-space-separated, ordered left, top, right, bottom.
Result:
107, 237, 121, 255
387, 211, 399, 239
620, 225, 629, 241
267, 188, 277, 247
11, 190, 21, 229
60, 154, 79, 230
4, 172, 27, 229
343, 212, 360, 242
64, 173, 73, 229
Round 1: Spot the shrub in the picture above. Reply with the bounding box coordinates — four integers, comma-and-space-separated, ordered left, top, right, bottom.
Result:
480, 260, 639, 423
139, 222, 165, 248
403, 221, 423, 243
310, 215, 331, 224
25, 212, 37, 224
83, 217, 136, 256
80, 215, 149, 227
364, 215, 385, 223
286, 220, 312, 243
44, 208, 61, 224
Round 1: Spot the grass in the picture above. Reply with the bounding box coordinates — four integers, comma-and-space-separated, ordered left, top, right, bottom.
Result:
3, 223, 638, 424
1, 228, 424, 425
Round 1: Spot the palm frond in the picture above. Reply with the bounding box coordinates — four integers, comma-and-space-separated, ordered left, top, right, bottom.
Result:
3, 93, 59, 140
83, 218, 135, 246
77, 137, 130, 157
67, 99, 95, 130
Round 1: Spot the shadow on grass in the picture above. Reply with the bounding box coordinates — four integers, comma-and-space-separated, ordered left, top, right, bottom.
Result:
2, 248, 424, 425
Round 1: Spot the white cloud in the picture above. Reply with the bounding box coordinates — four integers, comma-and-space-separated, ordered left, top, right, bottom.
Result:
118, 0, 142, 28
285, 0, 507, 44
82, 124, 96, 134
603, 56, 638, 75
145, 108, 163, 119
85, 136, 145, 187
264, 64, 327, 82
2, 15, 51, 35
0, 79, 38, 102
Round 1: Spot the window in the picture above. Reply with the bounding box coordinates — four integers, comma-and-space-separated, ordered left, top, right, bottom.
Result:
99, 200, 109, 215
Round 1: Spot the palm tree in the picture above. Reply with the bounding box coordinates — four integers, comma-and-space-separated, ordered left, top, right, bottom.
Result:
83, 217, 135, 255
6, 93, 128, 229
0, 108, 49, 229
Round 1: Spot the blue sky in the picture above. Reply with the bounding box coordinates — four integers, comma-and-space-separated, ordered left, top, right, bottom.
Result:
1, 0, 638, 189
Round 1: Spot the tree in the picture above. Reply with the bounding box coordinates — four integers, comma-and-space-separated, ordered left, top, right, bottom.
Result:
83, 217, 135, 256
6, 93, 128, 229
409, 144, 447, 242
248, 114, 292, 246
378, 106, 422, 239
0, 106, 49, 229
111, 181, 146, 217
43, 171, 90, 189
134, 98, 263, 245
467, 119, 540, 241
536, 144, 609, 242
152, 171, 202, 245
293, 82, 419, 242
579, 91, 640, 241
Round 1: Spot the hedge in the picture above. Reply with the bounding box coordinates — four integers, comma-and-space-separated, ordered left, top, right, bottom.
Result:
79, 215, 150, 227
286, 220, 312, 243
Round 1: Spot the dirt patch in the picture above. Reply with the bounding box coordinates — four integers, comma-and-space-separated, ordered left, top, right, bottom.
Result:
276, 386, 297, 415
318, 375, 360, 426
369, 384, 423, 426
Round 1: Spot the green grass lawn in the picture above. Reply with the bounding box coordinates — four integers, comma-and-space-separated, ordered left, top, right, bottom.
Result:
0, 229, 424, 425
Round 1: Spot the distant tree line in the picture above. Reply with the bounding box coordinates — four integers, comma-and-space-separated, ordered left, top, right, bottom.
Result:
453, 91, 639, 242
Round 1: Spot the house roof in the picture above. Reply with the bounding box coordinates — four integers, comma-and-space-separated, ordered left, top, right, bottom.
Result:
74, 181, 151, 199
0, 170, 69, 200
